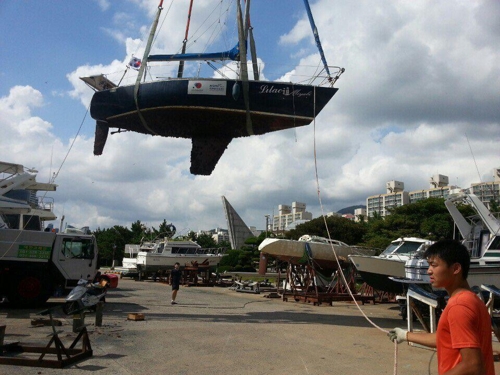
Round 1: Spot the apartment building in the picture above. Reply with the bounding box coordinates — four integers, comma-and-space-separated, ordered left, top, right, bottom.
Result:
366, 169, 500, 218
272, 201, 313, 231
470, 168, 500, 210
408, 174, 458, 203
366, 180, 409, 218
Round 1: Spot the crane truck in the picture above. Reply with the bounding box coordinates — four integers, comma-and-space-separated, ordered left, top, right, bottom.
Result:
0, 161, 107, 307
0, 227, 101, 306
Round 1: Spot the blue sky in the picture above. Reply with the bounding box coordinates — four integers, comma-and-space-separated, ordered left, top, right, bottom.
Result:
1, 0, 310, 140
1, 0, 499, 233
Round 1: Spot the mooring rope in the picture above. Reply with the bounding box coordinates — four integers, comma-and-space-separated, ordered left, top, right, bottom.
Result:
310, 88, 400, 374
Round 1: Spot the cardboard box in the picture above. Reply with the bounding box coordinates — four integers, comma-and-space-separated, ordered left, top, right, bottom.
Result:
127, 313, 145, 321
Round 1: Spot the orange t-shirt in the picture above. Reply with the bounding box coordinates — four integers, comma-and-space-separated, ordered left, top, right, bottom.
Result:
436, 290, 495, 374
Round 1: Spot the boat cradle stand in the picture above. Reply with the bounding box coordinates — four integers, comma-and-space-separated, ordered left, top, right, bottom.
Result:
404, 284, 443, 343
280, 263, 375, 306
476, 284, 500, 342
183, 262, 216, 287
405, 283, 500, 352
0, 306, 93, 368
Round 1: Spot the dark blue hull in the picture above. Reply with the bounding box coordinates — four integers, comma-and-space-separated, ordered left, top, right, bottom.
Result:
90, 78, 337, 138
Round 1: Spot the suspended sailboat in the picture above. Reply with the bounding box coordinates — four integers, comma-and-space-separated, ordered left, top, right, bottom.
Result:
82, 0, 344, 175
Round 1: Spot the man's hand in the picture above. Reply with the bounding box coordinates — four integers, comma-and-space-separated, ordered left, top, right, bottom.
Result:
388, 328, 408, 344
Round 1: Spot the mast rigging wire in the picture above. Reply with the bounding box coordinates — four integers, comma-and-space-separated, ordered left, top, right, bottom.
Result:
50, 104, 90, 184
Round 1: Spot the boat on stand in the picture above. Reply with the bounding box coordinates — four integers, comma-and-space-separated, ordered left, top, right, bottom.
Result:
258, 234, 377, 276
81, 0, 344, 175
350, 189, 500, 296
348, 237, 433, 295
135, 238, 226, 279
116, 244, 140, 278
400, 189, 500, 288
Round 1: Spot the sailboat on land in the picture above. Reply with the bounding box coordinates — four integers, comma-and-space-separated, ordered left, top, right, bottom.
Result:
258, 235, 377, 276
82, 0, 344, 175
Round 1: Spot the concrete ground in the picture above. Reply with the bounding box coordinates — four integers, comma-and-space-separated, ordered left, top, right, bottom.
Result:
1, 278, 500, 375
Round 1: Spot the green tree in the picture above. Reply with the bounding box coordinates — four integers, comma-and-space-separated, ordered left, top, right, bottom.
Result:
218, 240, 231, 250
361, 197, 476, 251
195, 233, 218, 248
287, 215, 366, 245
218, 249, 242, 272
158, 219, 176, 238
186, 230, 197, 241
490, 199, 499, 217
93, 226, 131, 267
130, 220, 146, 243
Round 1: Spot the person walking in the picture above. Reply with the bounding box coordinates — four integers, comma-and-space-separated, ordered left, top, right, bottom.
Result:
388, 239, 495, 374
170, 262, 181, 305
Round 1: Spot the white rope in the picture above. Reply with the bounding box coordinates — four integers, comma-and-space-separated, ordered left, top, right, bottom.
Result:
310, 87, 398, 374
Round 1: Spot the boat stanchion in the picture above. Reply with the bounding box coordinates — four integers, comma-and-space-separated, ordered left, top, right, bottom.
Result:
281, 263, 375, 306
182, 261, 216, 287
0, 308, 93, 368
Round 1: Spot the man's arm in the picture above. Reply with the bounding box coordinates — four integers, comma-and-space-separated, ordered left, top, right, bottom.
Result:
407, 331, 437, 348
442, 348, 485, 375
388, 328, 437, 348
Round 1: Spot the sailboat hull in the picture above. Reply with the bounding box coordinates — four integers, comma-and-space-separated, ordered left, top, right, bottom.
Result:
90, 78, 337, 138
259, 237, 376, 275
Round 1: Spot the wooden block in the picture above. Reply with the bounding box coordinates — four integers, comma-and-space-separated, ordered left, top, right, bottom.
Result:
127, 313, 145, 321
0, 325, 5, 354
30, 318, 62, 326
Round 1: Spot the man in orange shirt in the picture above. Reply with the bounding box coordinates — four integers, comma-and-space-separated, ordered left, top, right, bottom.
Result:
389, 239, 495, 374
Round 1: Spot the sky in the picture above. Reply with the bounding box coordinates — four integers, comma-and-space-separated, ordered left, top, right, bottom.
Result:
1, 0, 499, 235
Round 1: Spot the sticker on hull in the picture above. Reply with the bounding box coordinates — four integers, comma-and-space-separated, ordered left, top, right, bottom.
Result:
188, 81, 227, 96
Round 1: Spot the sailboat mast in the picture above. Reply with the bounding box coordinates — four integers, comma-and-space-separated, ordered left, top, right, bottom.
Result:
137, 0, 164, 85
302, 0, 332, 82
236, 0, 253, 136
244, 0, 259, 80
177, 0, 195, 78
237, 0, 249, 83
133, 0, 164, 136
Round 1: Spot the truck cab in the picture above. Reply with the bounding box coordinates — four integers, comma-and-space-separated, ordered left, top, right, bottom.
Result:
0, 228, 99, 306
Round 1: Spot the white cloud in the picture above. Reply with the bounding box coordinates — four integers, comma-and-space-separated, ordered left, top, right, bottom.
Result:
94, 0, 110, 12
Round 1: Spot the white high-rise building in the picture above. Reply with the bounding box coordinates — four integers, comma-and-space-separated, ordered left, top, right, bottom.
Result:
365, 170, 500, 218
470, 167, 500, 210
366, 180, 409, 217
272, 201, 312, 231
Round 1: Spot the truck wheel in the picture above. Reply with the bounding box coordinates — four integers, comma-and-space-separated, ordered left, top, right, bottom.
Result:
7, 274, 51, 307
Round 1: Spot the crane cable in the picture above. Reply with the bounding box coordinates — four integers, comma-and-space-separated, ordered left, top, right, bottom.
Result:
50, 103, 90, 185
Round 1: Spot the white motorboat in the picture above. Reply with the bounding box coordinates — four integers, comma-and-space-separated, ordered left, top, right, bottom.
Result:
348, 238, 433, 294
258, 234, 377, 275
401, 190, 500, 288
117, 244, 140, 277
136, 238, 226, 277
